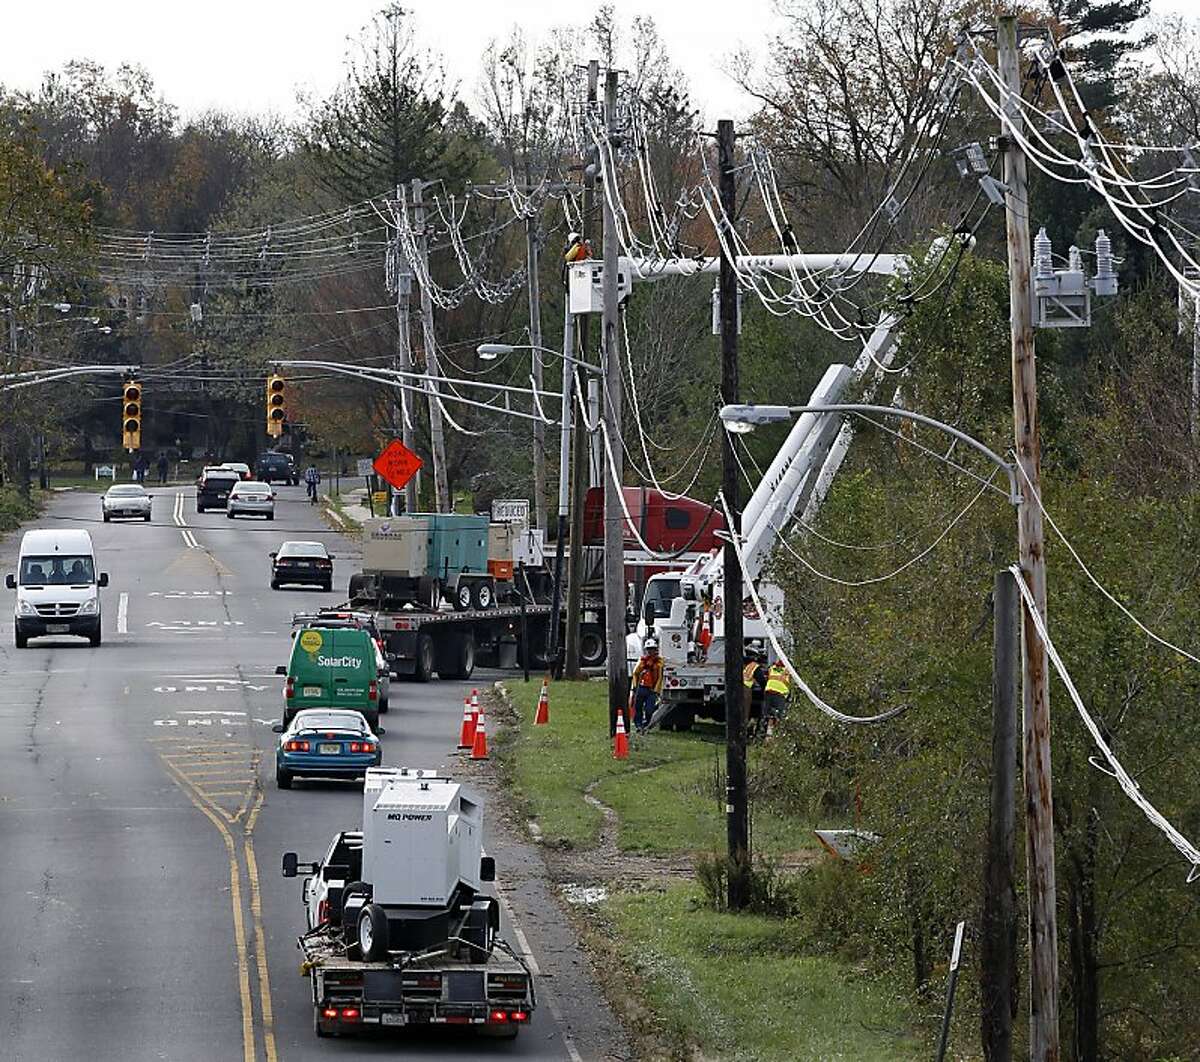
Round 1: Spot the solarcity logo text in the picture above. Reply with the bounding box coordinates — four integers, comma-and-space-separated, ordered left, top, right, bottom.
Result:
317, 655, 362, 668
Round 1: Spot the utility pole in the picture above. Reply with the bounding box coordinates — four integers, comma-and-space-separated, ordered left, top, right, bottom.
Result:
982, 569, 1018, 1062
391, 186, 419, 513
548, 304, 575, 670
565, 60, 600, 679
600, 67, 629, 730
997, 16, 1060, 1060
527, 212, 547, 530
718, 117, 749, 910
411, 178, 451, 512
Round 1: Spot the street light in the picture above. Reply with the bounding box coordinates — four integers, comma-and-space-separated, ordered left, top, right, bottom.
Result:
476, 342, 602, 374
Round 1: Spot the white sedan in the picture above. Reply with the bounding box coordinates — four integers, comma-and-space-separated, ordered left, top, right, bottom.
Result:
101, 484, 152, 522
227, 480, 276, 520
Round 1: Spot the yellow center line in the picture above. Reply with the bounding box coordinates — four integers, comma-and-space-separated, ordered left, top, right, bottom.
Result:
243, 791, 278, 1062
159, 756, 255, 1062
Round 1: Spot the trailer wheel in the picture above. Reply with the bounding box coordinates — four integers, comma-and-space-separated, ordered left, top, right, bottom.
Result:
579, 625, 606, 667
358, 903, 390, 962
472, 579, 494, 611
413, 634, 436, 682
454, 581, 473, 611
340, 882, 370, 959
437, 631, 475, 680
347, 572, 368, 600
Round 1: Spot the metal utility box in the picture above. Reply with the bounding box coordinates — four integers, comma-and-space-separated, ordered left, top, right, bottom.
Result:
362, 771, 483, 907
363, 517, 427, 574
362, 515, 488, 578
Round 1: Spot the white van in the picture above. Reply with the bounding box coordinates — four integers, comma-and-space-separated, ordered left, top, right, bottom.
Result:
4, 529, 109, 648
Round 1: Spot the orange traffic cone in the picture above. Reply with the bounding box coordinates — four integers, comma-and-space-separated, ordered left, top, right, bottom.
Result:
458, 697, 476, 749
471, 702, 489, 760
471, 688, 480, 715
534, 677, 550, 725
613, 708, 629, 759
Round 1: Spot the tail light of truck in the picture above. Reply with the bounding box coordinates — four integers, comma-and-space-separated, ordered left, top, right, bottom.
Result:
488, 1010, 510, 1024
285, 677, 295, 700
368, 680, 378, 702
321, 1007, 338, 1020
510, 1010, 530, 1023
339, 1007, 360, 1022
284, 740, 310, 752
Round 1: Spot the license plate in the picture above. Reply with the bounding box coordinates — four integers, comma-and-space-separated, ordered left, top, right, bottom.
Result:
46, 624, 69, 634
303, 686, 322, 697
381, 1013, 405, 1027
318, 743, 341, 755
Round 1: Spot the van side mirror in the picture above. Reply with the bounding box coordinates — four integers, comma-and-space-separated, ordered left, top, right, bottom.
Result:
282, 852, 298, 878
275, 665, 287, 676
271, 723, 285, 734
328, 554, 336, 560
4, 575, 14, 590
98, 573, 109, 588
269, 552, 277, 559
643, 600, 656, 627
479, 856, 496, 882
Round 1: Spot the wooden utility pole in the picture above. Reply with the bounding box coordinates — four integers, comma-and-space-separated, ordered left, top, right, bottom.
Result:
410, 178, 451, 512
565, 60, 600, 679
526, 213, 547, 530
982, 569, 1019, 1062
718, 117, 749, 910
600, 67, 629, 728
391, 186, 419, 513
997, 15, 1060, 1060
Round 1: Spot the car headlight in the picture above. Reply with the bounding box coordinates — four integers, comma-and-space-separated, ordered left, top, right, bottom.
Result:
17, 599, 38, 617
77, 597, 99, 616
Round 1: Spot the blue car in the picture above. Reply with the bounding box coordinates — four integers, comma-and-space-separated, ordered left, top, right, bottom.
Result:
275, 709, 381, 789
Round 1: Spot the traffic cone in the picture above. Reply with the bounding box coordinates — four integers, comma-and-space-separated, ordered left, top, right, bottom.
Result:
458, 697, 476, 749
471, 688, 480, 715
534, 677, 550, 726
471, 702, 489, 760
613, 708, 629, 759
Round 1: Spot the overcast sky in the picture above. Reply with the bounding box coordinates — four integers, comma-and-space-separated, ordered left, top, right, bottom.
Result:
0, 0, 1194, 125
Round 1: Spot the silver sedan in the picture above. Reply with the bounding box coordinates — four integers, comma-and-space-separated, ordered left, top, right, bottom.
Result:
101, 484, 152, 522
227, 480, 276, 520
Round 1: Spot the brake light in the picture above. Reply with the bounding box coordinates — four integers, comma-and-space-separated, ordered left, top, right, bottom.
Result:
349, 742, 375, 754
284, 740, 310, 752
510, 1010, 530, 1023
368, 680, 378, 702
321, 1007, 338, 1020
340, 1007, 360, 1022
489, 1010, 509, 1024
285, 677, 294, 699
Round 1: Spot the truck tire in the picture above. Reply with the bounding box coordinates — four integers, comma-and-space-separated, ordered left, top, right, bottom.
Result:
358, 903, 390, 962
340, 882, 371, 959
579, 625, 606, 667
454, 580, 473, 611
413, 634, 435, 682
417, 576, 440, 611
437, 631, 475, 680
472, 579, 494, 611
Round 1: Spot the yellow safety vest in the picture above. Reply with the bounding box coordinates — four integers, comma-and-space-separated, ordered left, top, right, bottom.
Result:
743, 661, 759, 689
765, 664, 790, 696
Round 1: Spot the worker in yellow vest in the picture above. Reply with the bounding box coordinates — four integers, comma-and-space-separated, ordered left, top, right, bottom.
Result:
742, 648, 767, 725
763, 659, 791, 737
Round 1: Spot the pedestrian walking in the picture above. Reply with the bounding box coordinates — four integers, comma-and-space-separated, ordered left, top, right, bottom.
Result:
629, 637, 664, 734
133, 454, 148, 484
304, 462, 321, 504
156, 453, 169, 485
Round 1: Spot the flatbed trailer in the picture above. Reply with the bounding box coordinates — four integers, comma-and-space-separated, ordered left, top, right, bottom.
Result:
298, 924, 536, 1039
363, 601, 555, 681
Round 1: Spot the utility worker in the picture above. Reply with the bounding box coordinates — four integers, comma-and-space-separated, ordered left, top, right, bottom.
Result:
742, 647, 767, 726
630, 637, 664, 734
763, 659, 791, 736
564, 231, 592, 264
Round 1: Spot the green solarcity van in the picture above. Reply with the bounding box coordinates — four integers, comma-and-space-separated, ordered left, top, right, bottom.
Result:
278, 625, 381, 730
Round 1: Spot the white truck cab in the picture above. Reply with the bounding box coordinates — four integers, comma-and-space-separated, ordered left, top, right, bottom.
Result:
5, 528, 109, 648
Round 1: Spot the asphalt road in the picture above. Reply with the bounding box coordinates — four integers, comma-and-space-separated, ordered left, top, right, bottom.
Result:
0, 485, 589, 1062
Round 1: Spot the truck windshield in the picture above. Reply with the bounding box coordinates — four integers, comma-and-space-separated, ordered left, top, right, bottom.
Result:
643, 578, 681, 617
20, 555, 95, 585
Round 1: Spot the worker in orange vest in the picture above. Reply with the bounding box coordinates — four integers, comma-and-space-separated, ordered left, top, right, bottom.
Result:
630, 638, 664, 734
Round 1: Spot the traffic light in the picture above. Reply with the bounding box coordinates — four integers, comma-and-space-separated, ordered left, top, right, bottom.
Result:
122, 380, 142, 451
266, 374, 286, 438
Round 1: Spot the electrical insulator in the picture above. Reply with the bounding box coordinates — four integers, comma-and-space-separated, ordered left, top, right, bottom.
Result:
1093, 229, 1118, 297
1033, 227, 1054, 280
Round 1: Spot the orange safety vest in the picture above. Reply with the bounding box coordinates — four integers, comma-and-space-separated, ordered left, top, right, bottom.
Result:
765, 663, 790, 695
743, 661, 760, 689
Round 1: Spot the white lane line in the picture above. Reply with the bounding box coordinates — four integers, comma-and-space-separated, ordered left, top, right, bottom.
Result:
494, 884, 583, 1062
174, 491, 201, 549
173, 490, 185, 527
117, 592, 128, 635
